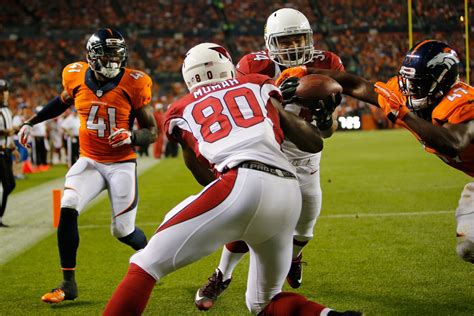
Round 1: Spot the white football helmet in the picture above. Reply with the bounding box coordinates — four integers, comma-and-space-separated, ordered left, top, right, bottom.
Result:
182, 43, 235, 91
264, 8, 314, 67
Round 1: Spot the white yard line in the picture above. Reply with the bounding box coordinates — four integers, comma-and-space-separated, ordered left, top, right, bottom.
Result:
0, 157, 160, 265
73, 209, 455, 230
321, 210, 454, 218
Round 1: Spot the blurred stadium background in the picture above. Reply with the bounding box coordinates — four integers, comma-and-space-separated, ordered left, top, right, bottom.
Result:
0, 0, 471, 132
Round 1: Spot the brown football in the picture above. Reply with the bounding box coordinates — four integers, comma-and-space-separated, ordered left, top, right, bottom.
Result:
294, 74, 343, 107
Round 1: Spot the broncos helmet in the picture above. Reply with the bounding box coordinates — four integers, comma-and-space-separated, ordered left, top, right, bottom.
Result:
398, 40, 459, 119
86, 28, 128, 79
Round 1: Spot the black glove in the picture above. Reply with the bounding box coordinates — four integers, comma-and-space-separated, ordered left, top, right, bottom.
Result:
278, 77, 300, 105
312, 92, 342, 130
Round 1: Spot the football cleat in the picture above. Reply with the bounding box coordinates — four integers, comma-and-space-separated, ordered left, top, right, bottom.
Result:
195, 269, 231, 311
41, 281, 78, 304
286, 254, 306, 289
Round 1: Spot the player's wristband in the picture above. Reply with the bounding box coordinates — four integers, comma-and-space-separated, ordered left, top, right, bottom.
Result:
131, 129, 155, 146
316, 117, 333, 131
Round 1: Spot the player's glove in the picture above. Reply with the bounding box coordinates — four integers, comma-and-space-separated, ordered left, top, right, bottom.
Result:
279, 77, 300, 105
17, 122, 33, 148
275, 66, 308, 86
108, 128, 133, 148
374, 81, 410, 123
312, 92, 342, 130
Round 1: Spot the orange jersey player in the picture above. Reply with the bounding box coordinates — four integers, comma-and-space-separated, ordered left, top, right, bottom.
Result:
18, 28, 157, 304
378, 76, 474, 176
298, 40, 474, 264
61, 61, 152, 162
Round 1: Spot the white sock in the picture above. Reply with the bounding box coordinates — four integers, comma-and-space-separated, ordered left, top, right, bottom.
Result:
217, 246, 245, 281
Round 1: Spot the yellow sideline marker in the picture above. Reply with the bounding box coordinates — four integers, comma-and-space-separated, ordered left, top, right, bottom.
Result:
52, 189, 62, 228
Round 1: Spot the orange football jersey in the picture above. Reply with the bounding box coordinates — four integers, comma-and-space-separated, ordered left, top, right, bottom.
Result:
379, 76, 474, 176
61, 62, 152, 162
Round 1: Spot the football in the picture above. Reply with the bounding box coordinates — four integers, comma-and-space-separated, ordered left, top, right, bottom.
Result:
294, 74, 343, 107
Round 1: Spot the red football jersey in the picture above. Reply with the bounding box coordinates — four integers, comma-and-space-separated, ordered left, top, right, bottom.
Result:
379, 77, 474, 177
62, 61, 152, 162
236, 48, 344, 158
236, 49, 345, 80
164, 74, 292, 173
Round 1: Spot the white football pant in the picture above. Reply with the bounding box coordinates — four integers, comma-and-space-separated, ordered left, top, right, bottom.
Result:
455, 182, 474, 263
61, 157, 138, 238
130, 168, 301, 314
291, 153, 322, 241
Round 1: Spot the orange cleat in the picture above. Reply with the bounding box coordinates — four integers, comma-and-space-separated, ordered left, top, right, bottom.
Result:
41, 281, 77, 304
41, 288, 66, 304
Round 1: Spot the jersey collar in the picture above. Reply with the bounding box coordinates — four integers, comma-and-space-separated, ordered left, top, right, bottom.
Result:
85, 68, 125, 98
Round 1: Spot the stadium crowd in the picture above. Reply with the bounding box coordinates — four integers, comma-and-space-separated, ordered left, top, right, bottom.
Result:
0, 0, 471, 168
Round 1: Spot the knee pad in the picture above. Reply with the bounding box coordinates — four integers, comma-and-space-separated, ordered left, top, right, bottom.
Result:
456, 237, 474, 263
111, 170, 135, 198
61, 188, 80, 210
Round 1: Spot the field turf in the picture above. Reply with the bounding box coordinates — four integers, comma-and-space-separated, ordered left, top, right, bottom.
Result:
0, 129, 472, 315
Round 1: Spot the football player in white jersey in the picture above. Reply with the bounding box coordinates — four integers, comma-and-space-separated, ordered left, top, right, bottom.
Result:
104, 43, 360, 316
196, 8, 345, 309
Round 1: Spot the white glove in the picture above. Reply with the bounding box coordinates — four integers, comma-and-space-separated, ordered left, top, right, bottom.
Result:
17, 123, 33, 148
108, 128, 132, 148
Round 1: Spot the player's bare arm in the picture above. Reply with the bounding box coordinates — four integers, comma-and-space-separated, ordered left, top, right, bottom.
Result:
179, 138, 215, 186
309, 68, 379, 106
403, 115, 474, 158
271, 97, 323, 153
133, 104, 158, 146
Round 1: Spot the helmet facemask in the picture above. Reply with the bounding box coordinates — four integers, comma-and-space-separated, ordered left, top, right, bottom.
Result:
267, 32, 314, 67
399, 67, 457, 120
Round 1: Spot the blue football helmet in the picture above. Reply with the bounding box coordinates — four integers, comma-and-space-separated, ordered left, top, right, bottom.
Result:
86, 28, 128, 79
398, 40, 459, 119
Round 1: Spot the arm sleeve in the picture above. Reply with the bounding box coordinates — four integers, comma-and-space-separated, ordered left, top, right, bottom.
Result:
35, 96, 71, 122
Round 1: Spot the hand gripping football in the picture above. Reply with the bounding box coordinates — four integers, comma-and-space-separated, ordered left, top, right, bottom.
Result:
294, 74, 343, 108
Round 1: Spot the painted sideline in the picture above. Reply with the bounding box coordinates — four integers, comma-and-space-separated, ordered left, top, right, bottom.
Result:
0, 157, 160, 265
72, 209, 455, 230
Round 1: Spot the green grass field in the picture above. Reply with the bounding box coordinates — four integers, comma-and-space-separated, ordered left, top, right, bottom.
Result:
14, 165, 69, 194
1, 129, 473, 315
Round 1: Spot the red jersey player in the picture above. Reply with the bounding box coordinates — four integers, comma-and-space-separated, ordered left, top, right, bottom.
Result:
196, 8, 345, 310
103, 43, 360, 316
